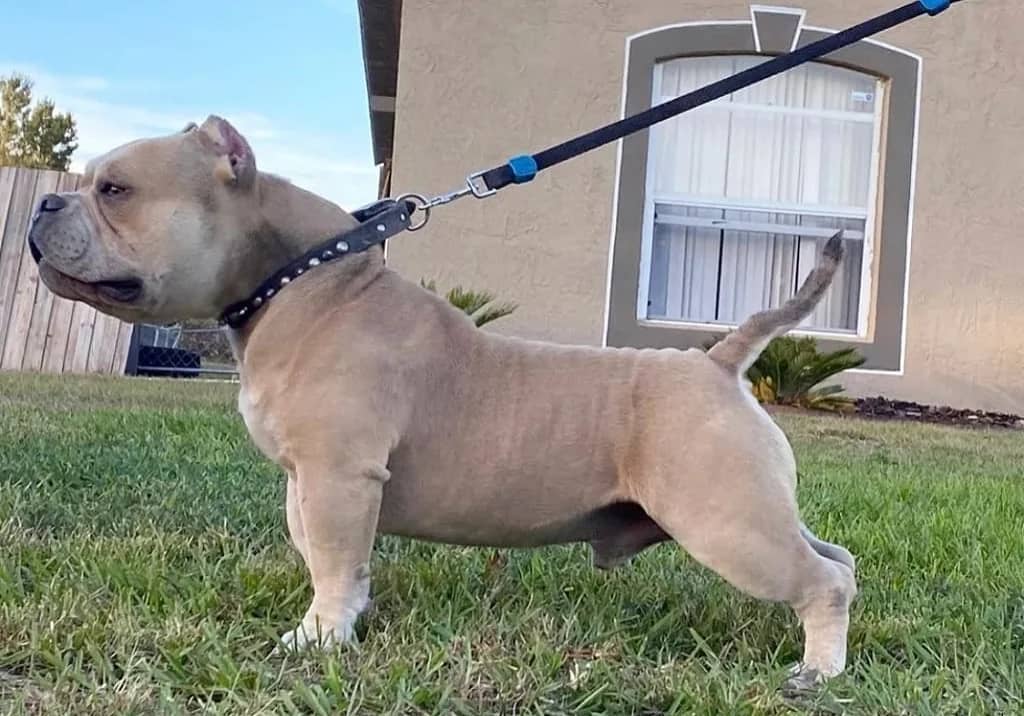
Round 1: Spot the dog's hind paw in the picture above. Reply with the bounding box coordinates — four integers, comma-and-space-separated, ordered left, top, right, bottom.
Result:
780, 664, 825, 697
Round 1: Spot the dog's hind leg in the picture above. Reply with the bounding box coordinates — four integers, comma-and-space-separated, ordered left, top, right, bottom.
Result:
800, 523, 855, 573
635, 457, 856, 690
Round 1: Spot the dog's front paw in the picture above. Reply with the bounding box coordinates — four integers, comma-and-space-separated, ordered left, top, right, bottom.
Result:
273, 574, 372, 656
272, 617, 356, 655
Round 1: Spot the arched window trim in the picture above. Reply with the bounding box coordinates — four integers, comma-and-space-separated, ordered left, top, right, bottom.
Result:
602, 6, 922, 374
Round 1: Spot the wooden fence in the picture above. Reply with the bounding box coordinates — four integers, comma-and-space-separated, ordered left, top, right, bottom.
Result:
0, 167, 133, 375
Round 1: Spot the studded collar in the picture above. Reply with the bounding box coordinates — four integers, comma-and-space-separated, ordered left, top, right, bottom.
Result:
219, 198, 415, 329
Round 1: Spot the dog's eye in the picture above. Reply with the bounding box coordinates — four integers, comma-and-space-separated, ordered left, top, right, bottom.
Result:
98, 181, 128, 197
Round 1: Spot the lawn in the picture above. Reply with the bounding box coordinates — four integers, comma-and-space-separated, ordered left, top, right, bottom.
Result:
1, 373, 1023, 715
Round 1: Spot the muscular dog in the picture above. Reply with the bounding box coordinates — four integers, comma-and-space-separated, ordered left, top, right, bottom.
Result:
27, 116, 856, 690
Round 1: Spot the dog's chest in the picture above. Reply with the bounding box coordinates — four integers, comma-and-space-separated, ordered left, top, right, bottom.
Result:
237, 385, 286, 465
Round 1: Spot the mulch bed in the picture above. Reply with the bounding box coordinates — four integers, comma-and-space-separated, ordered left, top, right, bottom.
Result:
854, 396, 1024, 430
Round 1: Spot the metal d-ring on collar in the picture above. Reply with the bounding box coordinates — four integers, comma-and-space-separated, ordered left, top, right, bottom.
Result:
218, 176, 491, 330
394, 168, 505, 231
219, 198, 416, 329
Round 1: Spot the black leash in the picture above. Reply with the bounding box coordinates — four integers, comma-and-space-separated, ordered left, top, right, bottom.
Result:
399, 0, 960, 226
478, 0, 959, 194
221, 0, 961, 329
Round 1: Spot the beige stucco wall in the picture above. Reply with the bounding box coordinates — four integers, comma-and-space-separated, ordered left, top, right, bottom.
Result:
387, 0, 1024, 414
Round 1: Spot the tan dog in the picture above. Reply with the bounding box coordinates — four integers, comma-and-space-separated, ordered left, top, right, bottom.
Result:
27, 116, 856, 690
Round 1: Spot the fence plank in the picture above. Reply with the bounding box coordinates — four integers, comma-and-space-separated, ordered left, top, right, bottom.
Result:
0, 169, 40, 368
40, 174, 84, 372
0, 170, 37, 358
0, 168, 16, 353
21, 171, 64, 370
0, 168, 17, 255
65, 303, 98, 374
1, 234, 40, 369
110, 321, 135, 375
86, 312, 121, 374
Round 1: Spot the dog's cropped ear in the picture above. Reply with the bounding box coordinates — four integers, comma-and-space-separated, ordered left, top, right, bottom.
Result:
196, 115, 256, 187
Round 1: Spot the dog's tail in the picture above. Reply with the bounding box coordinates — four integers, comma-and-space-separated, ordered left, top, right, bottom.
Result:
706, 231, 844, 375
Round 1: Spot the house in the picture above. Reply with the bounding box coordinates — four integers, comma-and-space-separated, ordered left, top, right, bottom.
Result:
357, 1, 1023, 414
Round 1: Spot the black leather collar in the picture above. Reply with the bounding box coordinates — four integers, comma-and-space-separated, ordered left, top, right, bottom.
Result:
219, 198, 415, 329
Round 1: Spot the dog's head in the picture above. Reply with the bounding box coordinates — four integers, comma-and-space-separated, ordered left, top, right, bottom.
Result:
28, 116, 264, 324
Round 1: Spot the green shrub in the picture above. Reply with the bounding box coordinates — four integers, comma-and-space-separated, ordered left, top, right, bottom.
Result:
706, 334, 865, 412
421, 279, 518, 327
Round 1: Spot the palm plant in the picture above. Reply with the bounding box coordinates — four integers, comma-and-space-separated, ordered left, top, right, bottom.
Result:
747, 336, 865, 412
706, 334, 865, 412
420, 279, 518, 327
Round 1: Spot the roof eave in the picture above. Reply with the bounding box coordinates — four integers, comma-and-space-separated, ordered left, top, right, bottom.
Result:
357, 0, 401, 166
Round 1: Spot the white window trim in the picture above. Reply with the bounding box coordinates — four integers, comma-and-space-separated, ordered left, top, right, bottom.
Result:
637, 317, 863, 339
650, 193, 870, 220
634, 58, 886, 341
857, 81, 887, 347
652, 211, 867, 242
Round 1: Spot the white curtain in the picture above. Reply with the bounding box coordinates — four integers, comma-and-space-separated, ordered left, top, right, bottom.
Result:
645, 56, 879, 332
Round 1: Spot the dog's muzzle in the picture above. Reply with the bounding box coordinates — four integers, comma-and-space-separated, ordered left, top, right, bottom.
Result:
38, 193, 67, 213
27, 193, 79, 264
26, 195, 67, 264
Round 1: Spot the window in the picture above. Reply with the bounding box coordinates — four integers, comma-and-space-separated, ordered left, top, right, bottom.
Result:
639, 56, 883, 335
605, 13, 920, 372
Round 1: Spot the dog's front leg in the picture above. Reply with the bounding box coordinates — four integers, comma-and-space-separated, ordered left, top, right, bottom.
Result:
285, 471, 308, 563
277, 456, 389, 651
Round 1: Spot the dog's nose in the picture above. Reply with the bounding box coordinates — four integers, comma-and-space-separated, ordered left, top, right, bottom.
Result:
38, 194, 66, 213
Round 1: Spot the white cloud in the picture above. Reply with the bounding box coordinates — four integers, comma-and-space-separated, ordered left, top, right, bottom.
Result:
0, 63, 380, 210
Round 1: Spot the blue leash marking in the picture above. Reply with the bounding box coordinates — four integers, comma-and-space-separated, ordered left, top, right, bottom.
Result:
919, 0, 952, 14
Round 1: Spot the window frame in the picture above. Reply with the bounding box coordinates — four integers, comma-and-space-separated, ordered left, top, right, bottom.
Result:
603, 9, 922, 373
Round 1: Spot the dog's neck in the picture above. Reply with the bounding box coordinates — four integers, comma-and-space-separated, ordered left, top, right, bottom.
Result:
224, 172, 385, 350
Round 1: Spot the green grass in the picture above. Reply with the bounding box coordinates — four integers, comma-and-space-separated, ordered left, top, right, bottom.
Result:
1, 373, 1023, 714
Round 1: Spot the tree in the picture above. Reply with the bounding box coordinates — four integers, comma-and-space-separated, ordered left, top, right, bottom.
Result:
0, 74, 77, 171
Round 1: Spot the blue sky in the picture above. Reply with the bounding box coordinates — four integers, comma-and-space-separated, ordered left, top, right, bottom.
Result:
0, 0, 378, 208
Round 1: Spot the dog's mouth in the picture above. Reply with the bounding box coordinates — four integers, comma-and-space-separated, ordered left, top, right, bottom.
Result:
29, 235, 143, 304
54, 270, 143, 304
90, 278, 144, 303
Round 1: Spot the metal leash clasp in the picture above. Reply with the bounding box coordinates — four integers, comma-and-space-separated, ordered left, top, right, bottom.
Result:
397, 172, 497, 232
